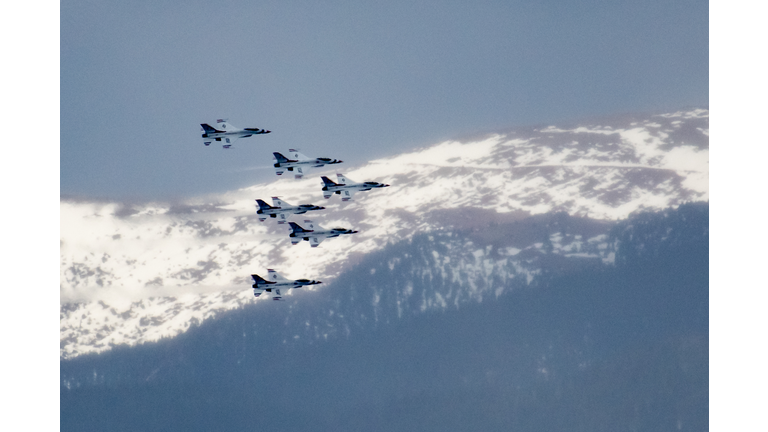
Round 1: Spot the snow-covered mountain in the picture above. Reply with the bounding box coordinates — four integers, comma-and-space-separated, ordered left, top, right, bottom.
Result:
60, 108, 708, 359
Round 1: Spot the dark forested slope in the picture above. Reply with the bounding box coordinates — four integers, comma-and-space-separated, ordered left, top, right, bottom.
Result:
61, 203, 708, 432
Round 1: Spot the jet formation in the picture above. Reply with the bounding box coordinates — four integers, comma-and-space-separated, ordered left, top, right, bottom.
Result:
199, 118, 390, 300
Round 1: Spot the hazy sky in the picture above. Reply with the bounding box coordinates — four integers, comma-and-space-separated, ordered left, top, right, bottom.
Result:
61, 0, 708, 201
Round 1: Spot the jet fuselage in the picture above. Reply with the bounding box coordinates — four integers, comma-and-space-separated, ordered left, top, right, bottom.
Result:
251, 271, 322, 300
274, 157, 342, 169
321, 176, 390, 200
322, 182, 388, 193
289, 227, 358, 240
255, 198, 325, 223
257, 204, 324, 217
252, 279, 321, 289
201, 120, 270, 148
287, 220, 358, 246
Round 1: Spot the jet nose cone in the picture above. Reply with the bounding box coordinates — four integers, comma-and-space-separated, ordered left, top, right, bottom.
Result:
265, 130, 272, 134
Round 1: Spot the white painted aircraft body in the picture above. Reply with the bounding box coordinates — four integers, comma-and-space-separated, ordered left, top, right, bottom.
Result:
255, 197, 325, 224
288, 219, 358, 247
200, 119, 270, 148
321, 173, 390, 201
273, 149, 342, 179
251, 269, 321, 300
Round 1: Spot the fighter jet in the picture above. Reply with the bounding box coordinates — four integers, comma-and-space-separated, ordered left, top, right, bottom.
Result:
251, 269, 322, 300
200, 118, 271, 148
288, 219, 358, 247
321, 173, 390, 201
255, 196, 325, 224
273, 149, 343, 179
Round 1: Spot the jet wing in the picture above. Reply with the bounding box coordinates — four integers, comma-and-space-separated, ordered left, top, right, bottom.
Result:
277, 213, 288, 224
310, 236, 324, 248
341, 189, 355, 201
294, 166, 304, 179
289, 149, 310, 161
221, 136, 239, 149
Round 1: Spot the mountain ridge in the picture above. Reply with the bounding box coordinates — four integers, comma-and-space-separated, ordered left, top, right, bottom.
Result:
60, 108, 708, 358
61, 202, 709, 431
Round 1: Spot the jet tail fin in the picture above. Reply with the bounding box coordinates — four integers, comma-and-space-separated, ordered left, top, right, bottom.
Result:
321, 176, 337, 187
251, 274, 269, 285
288, 221, 308, 234
201, 123, 221, 133
255, 199, 273, 211
273, 152, 291, 164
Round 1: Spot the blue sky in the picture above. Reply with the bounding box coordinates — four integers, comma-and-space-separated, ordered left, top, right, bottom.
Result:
61, 0, 708, 201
